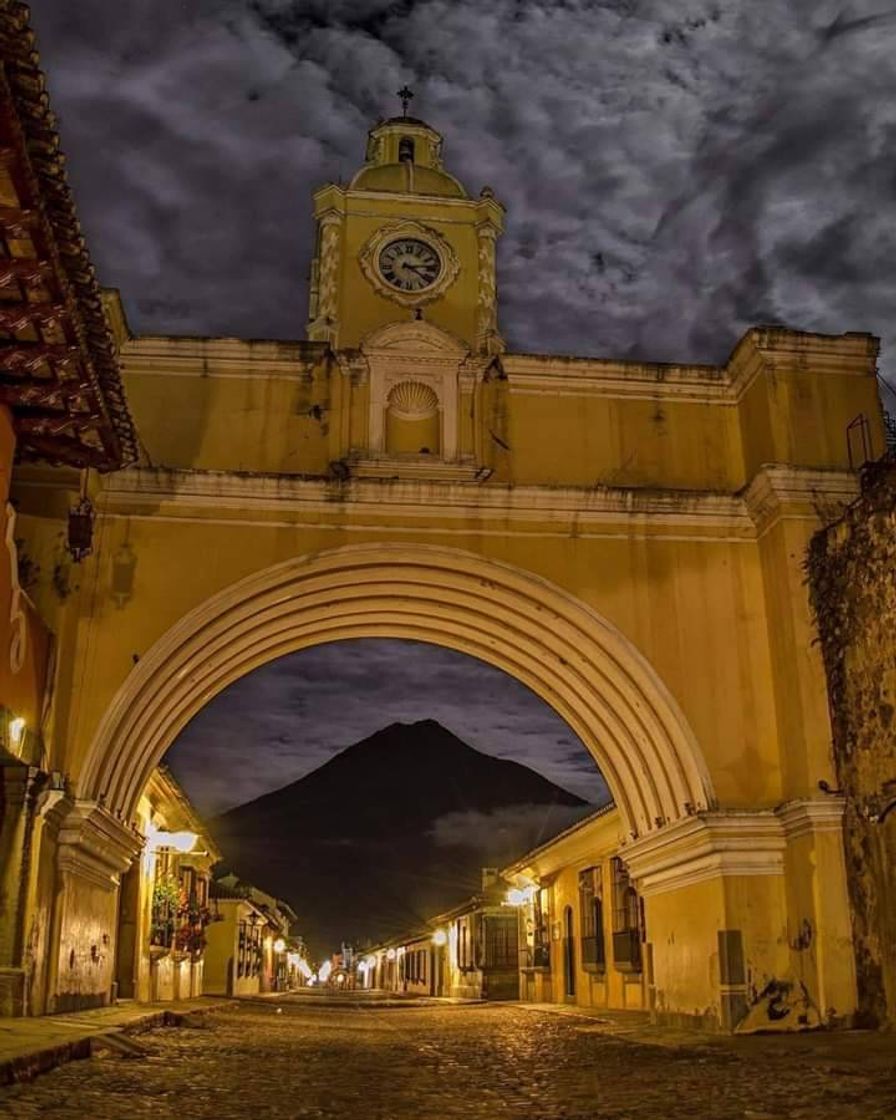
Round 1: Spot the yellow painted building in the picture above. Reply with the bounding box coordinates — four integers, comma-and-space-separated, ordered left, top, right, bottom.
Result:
1, 30, 889, 1029
203, 879, 294, 999
119, 766, 220, 1005
365, 875, 519, 1001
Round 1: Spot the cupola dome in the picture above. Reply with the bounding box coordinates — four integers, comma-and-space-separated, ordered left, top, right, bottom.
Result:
349, 115, 468, 199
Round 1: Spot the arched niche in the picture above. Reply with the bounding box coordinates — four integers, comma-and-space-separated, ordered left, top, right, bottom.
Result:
385, 380, 441, 456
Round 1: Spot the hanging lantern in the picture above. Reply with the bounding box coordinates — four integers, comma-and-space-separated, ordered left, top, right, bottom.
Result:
67, 497, 94, 562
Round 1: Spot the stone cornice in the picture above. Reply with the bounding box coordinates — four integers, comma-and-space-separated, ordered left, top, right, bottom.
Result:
120, 336, 328, 381
503, 354, 728, 402
726, 328, 879, 401
621, 797, 849, 895
91, 465, 858, 540
348, 456, 485, 483
622, 812, 787, 896
94, 466, 756, 538
775, 797, 845, 841
116, 328, 879, 408
313, 182, 482, 214
741, 466, 859, 537
56, 799, 143, 891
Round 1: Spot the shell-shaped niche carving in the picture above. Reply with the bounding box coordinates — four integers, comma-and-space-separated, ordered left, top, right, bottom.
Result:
387, 380, 439, 421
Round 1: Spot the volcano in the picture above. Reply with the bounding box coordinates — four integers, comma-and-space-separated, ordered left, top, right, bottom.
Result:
211, 719, 591, 958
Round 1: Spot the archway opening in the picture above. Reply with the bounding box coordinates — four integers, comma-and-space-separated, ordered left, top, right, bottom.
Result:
160, 637, 608, 963
80, 545, 713, 1000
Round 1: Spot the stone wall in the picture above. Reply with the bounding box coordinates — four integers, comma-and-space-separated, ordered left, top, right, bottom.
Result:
808, 454, 896, 1027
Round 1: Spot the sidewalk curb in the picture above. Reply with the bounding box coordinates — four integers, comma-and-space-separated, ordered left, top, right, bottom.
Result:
0, 1000, 237, 1088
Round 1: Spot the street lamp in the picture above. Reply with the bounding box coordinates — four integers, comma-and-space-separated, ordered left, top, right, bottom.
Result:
8, 715, 25, 753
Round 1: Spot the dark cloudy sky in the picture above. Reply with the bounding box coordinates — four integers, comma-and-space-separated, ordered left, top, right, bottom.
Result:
28, 0, 896, 402
165, 640, 608, 817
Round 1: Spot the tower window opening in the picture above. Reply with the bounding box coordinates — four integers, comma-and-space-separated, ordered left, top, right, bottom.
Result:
398, 136, 415, 163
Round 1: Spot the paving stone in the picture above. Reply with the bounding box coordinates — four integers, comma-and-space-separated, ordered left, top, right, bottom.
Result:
0, 1001, 894, 1119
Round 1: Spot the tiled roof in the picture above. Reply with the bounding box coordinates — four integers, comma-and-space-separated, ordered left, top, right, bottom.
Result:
0, 2, 137, 469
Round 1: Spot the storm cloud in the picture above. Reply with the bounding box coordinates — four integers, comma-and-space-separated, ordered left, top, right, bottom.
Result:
29, 0, 896, 405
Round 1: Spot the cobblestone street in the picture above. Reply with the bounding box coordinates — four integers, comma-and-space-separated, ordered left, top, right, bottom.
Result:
1, 1000, 894, 1120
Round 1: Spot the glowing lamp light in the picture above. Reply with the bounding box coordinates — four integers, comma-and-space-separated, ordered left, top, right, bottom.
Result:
357, 959, 368, 974
386, 948, 396, 961
336, 973, 345, 984
8, 716, 25, 751
432, 928, 448, 946
153, 830, 198, 853
505, 884, 536, 907
273, 937, 286, 953
366, 956, 377, 970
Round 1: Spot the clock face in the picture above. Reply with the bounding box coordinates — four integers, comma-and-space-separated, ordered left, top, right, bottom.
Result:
377, 238, 442, 292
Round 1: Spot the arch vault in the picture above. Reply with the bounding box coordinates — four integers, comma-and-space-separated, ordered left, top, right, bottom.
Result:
81, 543, 714, 837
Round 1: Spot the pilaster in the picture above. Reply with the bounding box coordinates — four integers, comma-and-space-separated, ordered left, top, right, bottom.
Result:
0, 751, 45, 1015
622, 803, 855, 1031
47, 799, 143, 1013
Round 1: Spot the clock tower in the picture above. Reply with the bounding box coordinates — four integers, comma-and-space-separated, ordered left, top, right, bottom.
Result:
306, 104, 504, 355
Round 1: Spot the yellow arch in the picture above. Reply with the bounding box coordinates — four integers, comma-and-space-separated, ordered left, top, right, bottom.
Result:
80, 544, 715, 835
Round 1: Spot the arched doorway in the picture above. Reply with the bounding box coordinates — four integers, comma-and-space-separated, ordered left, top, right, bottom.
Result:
78, 543, 714, 836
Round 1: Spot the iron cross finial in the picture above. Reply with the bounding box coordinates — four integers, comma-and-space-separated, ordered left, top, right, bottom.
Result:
397, 85, 414, 117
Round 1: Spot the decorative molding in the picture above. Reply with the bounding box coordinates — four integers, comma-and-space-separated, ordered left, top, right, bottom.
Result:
347, 456, 483, 483
307, 213, 342, 342
357, 220, 460, 309
386, 381, 440, 420
476, 219, 502, 355
361, 321, 469, 462
4, 502, 26, 674
503, 354, 728, 402
742, 466, 859, 536
120, 336, 327, 382
117, 330, 879, 410
55, 799, 143, 892
775, 797, 845, 842
94, 466, 756, 538
622, 812, 786, 896
361, 319, 469, 357
726, 329, 879, 402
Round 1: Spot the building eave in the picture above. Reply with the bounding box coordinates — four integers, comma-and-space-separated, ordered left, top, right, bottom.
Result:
0, 3, 137, 471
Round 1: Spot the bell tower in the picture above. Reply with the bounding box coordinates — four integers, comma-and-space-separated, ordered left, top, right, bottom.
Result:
306, 93, 504, 356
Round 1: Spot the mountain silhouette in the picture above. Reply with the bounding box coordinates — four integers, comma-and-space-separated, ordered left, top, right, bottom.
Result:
210, 719, 590, 959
